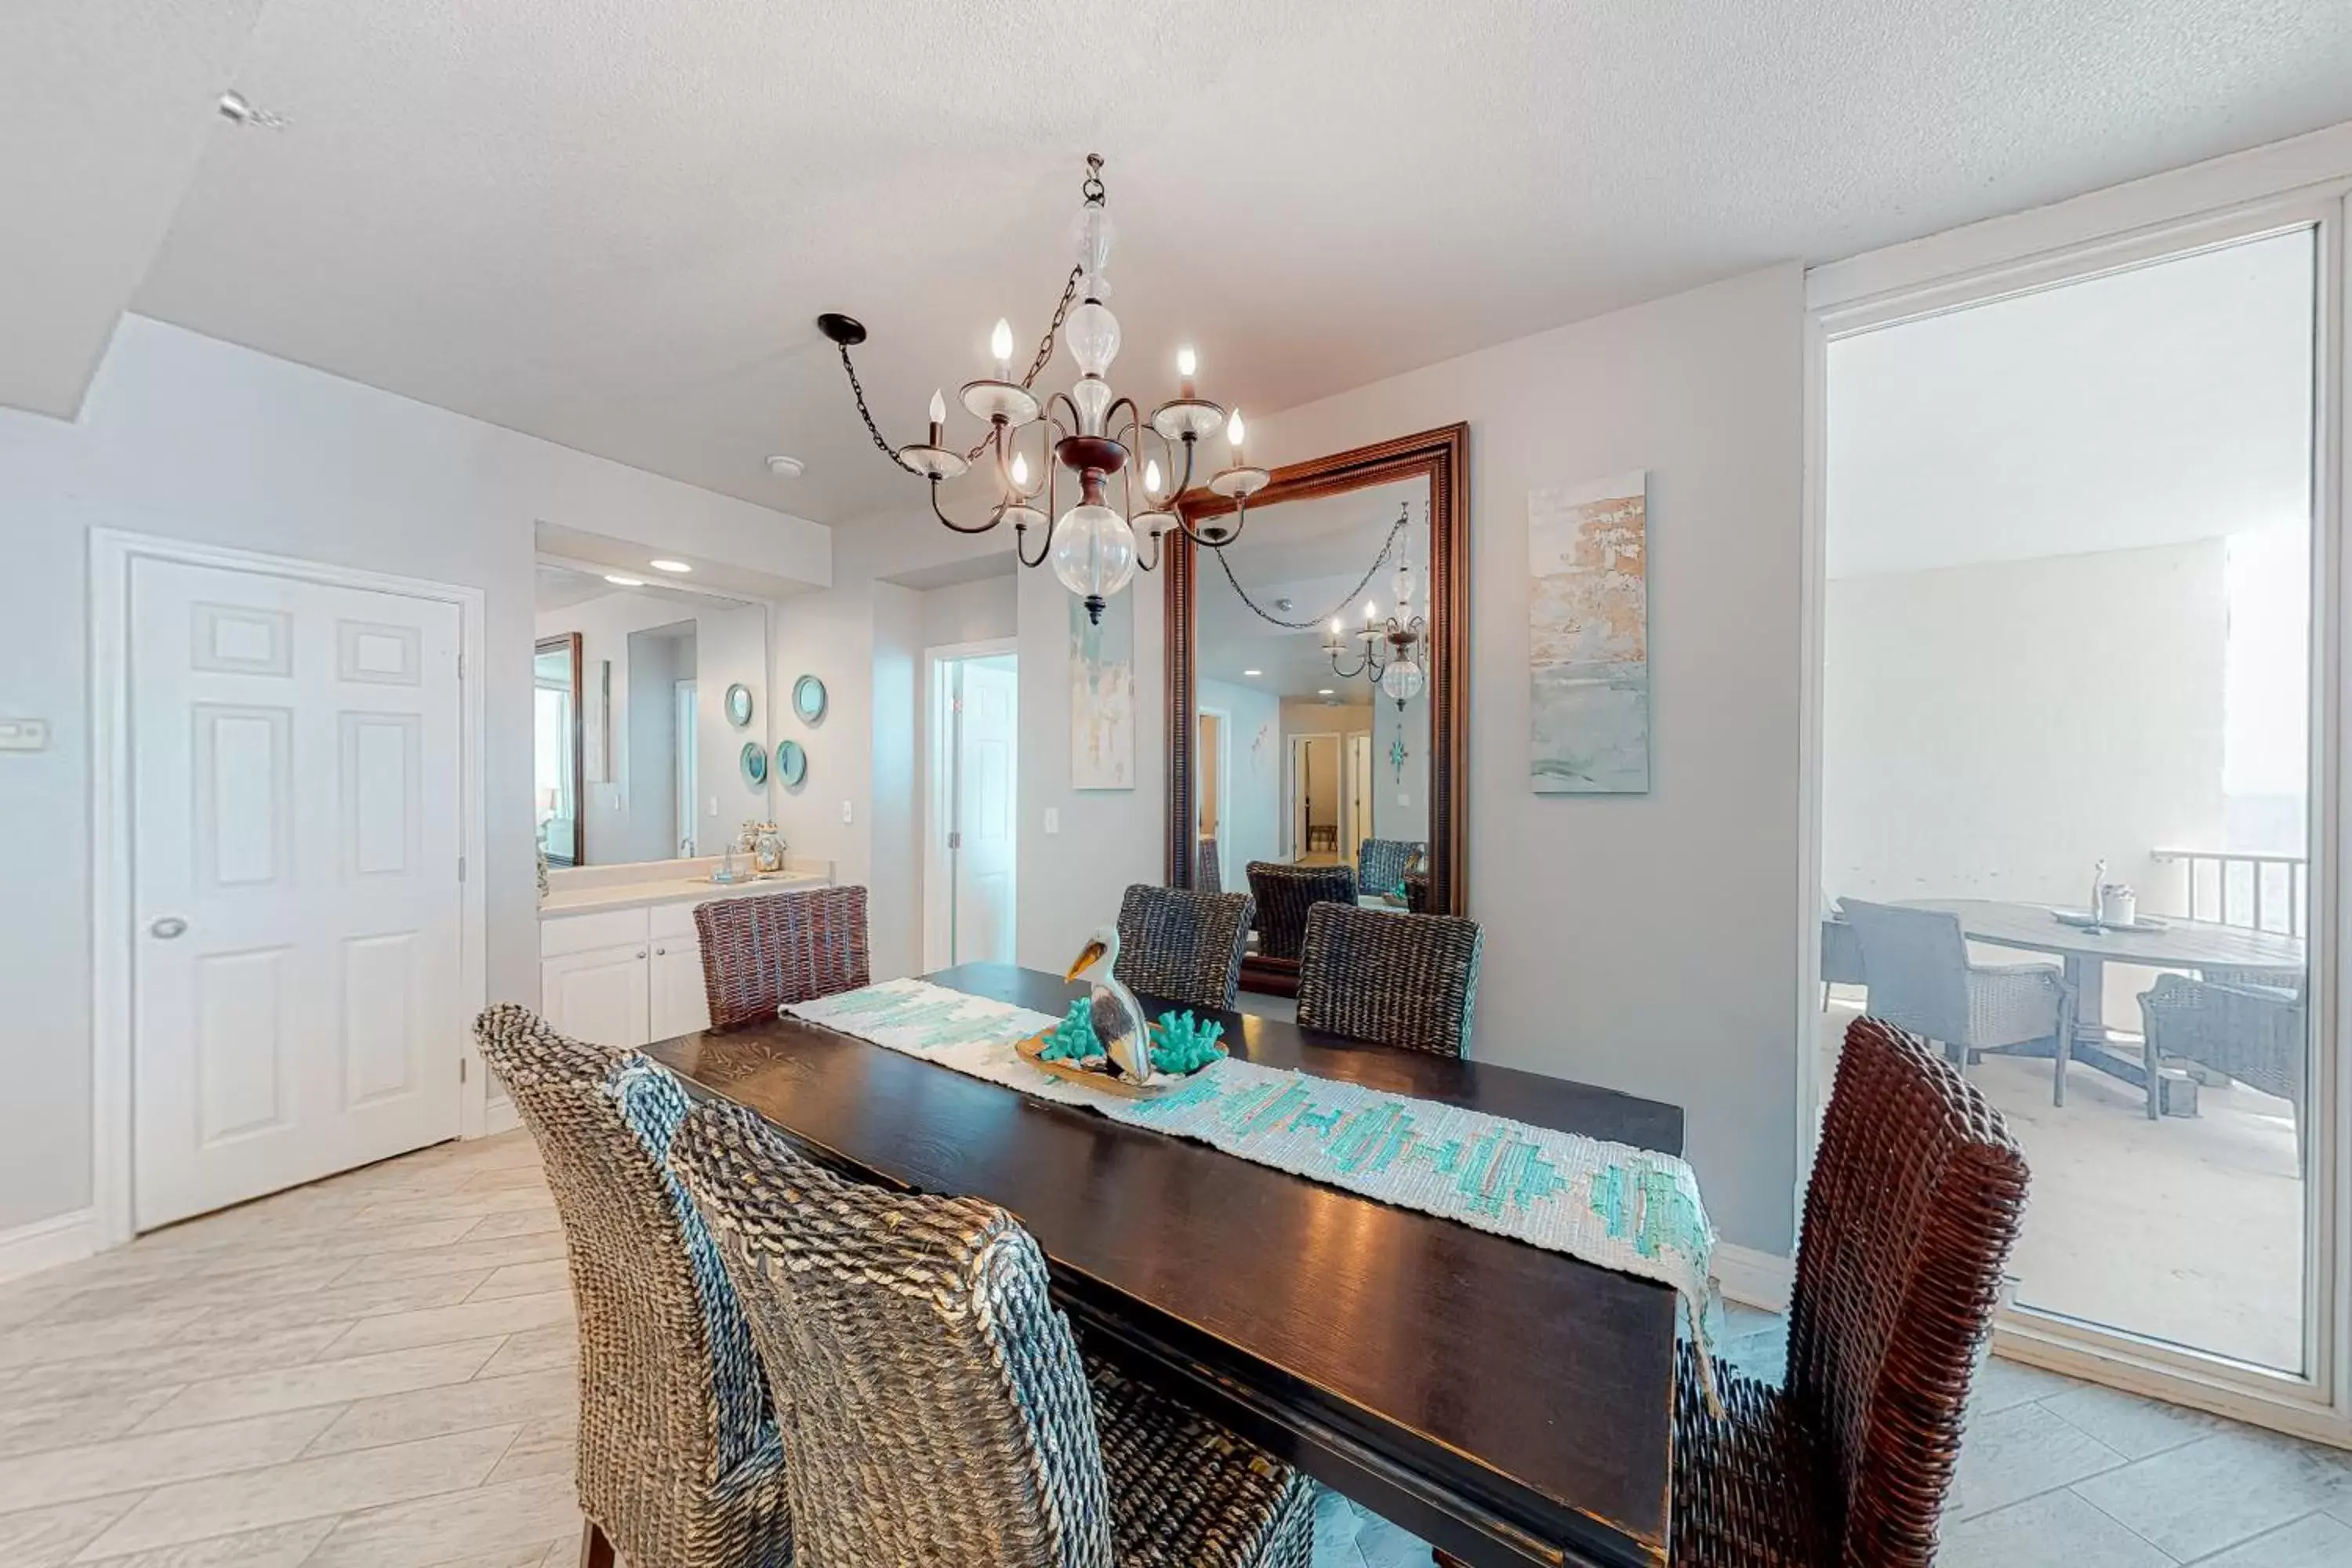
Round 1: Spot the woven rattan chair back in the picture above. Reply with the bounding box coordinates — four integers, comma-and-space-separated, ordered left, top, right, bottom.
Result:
1197, 836, 1224, 895
1244, 861, 1356, 962
471, 1005, 788, 1568
670, 1096, 1116, 1568
1354, 838, 1425, 896
1836, 899, 1972, 1042
1294, 902, 1484, 1058
694, 884, 871, 1033
1113, 884, 1254, 1011
1788, 1016, 2028, 1565
1399, 870, 1432, 914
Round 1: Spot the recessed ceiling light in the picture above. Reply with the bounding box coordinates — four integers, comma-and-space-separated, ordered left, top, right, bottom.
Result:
766, 455, 805, 478
648, 559, 692, 574
1317, 688, 1335, 697
1243, 669, 1262, 677
603, 574, 645, 587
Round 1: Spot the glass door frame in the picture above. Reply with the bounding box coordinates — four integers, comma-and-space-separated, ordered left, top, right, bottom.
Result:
1798, 186, 2351, 1445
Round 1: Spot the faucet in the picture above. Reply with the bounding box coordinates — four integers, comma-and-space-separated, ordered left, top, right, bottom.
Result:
679, 833, 697, 858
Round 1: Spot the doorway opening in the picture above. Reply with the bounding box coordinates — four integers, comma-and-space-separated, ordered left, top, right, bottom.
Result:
925, 644, 1020, 969
1288, 731, 1342, 863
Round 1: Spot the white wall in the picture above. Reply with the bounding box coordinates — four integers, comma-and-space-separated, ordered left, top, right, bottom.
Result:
1372, 686, 1431, 848
1198, 677, 1281, 881
0, 315, 829, 1234
1248, 265, 1808, 1254
1823, 542, 2228, 1022
920, 573, 1018, 648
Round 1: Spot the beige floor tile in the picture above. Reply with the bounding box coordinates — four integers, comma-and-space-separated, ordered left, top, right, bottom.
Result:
333, 1233, 567, 1287
0, 1495, 145, 1568
299, 1475, 580, 1568
474, 1326, 577, 1380
1947, 1402, 2128, 1523
0, 1308, 212, 1373
323, 1293, 574, 1359
350, 1187, 557, 1228
482, 1413, 577, 1484
78, 1425, 521, 1559
6, 1324, 353, 1406
172, 1269, 493, 1343
136, 1338, 504, 1433
0, 1385, 180, 1461
461, 1209, 562, 1243
74, 1516, 336, 1567
0, 1407, 342, 1513
2038, 1381, 2229, 1460
466, 1261, 568, 1302
306, 1369, 575, 1457
1938, 1490, 2170, 1568
1969, 1352, 2089, 1415
2194, 1510, 2352, 1567
2073, 1427, 2352, 1562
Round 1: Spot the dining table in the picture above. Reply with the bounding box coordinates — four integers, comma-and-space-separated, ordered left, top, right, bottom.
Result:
648, 962, 1688, 1568
1900, 898, 2306, 1089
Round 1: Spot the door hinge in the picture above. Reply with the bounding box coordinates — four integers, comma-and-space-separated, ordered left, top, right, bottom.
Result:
459, 1057, 469, 1084
948, 829, 962, 849
952, 697, 964, 714
456, 651, 466, 679
457, 855, 467, 882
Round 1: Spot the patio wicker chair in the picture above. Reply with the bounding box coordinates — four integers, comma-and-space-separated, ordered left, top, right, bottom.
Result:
1355, 837, 1425, 898
1197, 835, 1223, 895
1838, 898, 2078, 1105
1294, 902, 1484, 1058
1819, 914, 1867, 1010
2139, 971, 2309, 1159
1244, 862, 1356, 962
472, 1005, 789, 1568
694, 884, 870, 1033
668, 1094, 1317, 1568
1114, 884, 1254, 1011
1671, 1015, 2028, 1566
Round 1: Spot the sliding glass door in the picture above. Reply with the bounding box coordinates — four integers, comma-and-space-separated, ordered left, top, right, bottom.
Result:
1815, 213, 2336, 1407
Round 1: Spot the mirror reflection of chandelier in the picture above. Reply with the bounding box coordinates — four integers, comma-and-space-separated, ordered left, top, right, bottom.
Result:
1326, 545, 1428, 709
815, 155, 1269, 623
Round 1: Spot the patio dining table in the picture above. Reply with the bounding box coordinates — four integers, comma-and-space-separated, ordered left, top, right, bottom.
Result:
1900, 898, 2305, 1090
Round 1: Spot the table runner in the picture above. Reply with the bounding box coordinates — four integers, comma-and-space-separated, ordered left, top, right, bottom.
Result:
782, 977, 1722, 1378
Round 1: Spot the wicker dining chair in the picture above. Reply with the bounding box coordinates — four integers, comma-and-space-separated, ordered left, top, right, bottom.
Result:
472, 1005, 790, 1568
1354, 837, 1425, 898
694, 884, 870, 1033
1197, 835, 1224, 895
1294, 902, 1484, 1058
1244, 861, 1356, 962
1671, 1016, 2029, 1567
1114, 884, 1255, 1012
1838, 898, 2077, 1105
668, 1095, 1317, 1568
1399, 869, 1432, 913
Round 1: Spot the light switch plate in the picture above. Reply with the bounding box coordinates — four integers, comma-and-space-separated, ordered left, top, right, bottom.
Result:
841, 800, 854, 823
1044, 807, 1059, 835
0, 717, 49, 752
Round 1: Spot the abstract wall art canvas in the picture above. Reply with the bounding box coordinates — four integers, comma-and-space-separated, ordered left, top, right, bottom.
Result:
1528, 472, 1650, 793
1071, 590, 1135, 789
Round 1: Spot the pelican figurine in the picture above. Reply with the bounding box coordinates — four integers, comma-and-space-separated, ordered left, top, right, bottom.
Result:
1066, 924, 1154, 1085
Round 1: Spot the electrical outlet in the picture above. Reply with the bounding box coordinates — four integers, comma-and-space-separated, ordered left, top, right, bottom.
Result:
0, 717, 49, 752
841, 800, 854, 824
1399, 792, 1410, 807
1044, 807, 1059, 835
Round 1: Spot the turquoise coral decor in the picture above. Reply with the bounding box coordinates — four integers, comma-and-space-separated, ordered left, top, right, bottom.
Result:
1036, 998, 1102, 1062
1149, 1011, 1228, 1076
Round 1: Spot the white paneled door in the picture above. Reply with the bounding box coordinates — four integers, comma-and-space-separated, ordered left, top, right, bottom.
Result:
131, 557, 465, 1229
953, 657, 1019, 964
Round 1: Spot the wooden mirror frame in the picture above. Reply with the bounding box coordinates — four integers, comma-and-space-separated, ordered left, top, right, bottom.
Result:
1163, 423, 1470, 991
535, 632, 585, 868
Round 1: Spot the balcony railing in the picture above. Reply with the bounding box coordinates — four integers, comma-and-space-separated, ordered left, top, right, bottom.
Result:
2149, 848, 2307, 938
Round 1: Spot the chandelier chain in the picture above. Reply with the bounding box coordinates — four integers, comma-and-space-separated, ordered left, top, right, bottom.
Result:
1212, 507, 1413, 631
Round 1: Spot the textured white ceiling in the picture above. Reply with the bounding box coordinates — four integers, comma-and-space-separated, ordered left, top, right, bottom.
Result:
104, 1, 2352, 523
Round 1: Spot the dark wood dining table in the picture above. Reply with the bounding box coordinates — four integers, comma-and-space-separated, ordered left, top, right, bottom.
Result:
647, 963, 1687, 1568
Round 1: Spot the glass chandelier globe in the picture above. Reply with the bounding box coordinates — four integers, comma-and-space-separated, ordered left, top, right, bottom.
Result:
1050, 503, 1138, 605
1381, 655, 1425, 705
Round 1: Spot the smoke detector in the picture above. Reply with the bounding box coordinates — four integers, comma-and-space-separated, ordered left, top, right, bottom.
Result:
216, 90, 287, 129
766, 455, 805, 478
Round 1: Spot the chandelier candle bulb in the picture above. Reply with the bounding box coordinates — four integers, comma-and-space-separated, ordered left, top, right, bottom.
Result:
927, 389, 946, 446
1178, 346, 1197, 399
990, 318, 1014, 381
1144, 458, 1162, 497
1227, 407, 1247, 466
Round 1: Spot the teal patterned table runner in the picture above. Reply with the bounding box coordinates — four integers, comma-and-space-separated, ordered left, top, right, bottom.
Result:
782, 978, 1722, 1384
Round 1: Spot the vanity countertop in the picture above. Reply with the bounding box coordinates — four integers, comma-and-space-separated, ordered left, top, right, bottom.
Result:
539, 861, 830, 919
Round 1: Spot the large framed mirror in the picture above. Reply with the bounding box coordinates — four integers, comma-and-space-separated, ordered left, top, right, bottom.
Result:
533, 632, 585, 867
1164, 423, 1468, 994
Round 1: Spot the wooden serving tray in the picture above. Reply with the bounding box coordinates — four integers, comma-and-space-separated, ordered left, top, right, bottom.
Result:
1014, 1030, 1175, 1100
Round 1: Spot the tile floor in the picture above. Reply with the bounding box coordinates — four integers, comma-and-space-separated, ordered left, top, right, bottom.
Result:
2, 1132, 2347, 1566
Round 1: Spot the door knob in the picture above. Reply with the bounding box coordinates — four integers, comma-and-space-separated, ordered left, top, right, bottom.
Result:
150, 916, 189, 939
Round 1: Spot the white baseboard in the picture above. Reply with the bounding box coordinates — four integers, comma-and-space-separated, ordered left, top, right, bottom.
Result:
1712, 1243, 1795, 1313
0, 1207, 99, 1284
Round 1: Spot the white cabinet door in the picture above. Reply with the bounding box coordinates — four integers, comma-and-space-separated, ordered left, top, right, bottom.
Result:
131, 555, 465, 1230
542, 943, 651, 1048
649, 940, 711, 1040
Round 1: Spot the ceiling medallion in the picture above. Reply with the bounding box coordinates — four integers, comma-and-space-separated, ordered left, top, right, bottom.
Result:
817, 155, 1268, 622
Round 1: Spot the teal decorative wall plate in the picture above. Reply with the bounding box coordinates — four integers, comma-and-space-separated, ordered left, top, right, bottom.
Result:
775, 739, 808, 787
740, 741, 768, 786
724, 683, 754, 727
792, 673, 827, 724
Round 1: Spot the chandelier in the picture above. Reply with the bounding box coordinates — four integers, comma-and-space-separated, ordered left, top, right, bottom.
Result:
1323, 516, 1428, 710
816, 155, 1269, 623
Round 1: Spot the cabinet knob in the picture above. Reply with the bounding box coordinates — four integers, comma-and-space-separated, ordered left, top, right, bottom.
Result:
654, 946, 666, 956
635, 949, 647, 960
